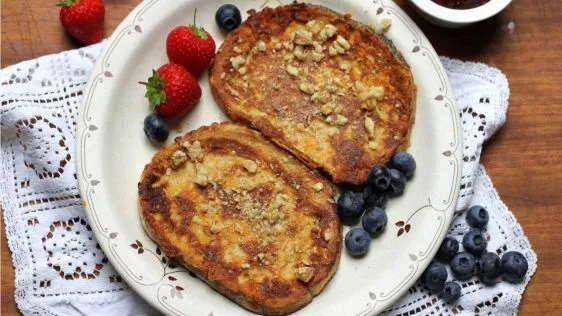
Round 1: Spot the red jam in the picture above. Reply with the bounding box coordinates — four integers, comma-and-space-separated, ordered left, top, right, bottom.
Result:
431, 0, 491, 9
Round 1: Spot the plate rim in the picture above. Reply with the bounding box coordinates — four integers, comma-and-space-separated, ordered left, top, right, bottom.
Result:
76, 0, 462, 314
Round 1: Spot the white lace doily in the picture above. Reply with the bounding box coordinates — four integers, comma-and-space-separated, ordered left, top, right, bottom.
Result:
0, 44, 536, 315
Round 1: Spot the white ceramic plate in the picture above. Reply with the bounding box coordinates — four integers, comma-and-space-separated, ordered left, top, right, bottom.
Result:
77, 0, 461, 315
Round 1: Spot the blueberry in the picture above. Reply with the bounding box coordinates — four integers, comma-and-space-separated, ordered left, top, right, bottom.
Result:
422, 262, 447, 292
215, 4, 242, 32
345, 228, 371, 256
337, 190, 364, 219
387, 168, 406, 195
441, 281, 461, 304
361, 206, 387, 235
462, 229, 487, 255
466, 205, 489, 228
367, 166, 391, 191
478, 252, 501, 284
500, 251, 528, 283
437, 237, 459, 261
390, 152, 416, 179
143, 113, 169, 142
363, 186, 387, 208
450, 251, 476, 280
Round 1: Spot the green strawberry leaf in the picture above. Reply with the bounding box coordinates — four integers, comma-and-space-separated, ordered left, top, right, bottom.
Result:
190, 8, 208, 40
56, 0, 78, 7
139, 70, 167, 111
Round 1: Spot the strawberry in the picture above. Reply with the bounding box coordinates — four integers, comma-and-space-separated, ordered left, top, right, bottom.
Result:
58, 0, 105, 45
166, 9, 216, 77
140, 63, 202, 119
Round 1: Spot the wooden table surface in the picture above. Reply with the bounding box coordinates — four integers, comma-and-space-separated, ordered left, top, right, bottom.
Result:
2, 0, 561, 314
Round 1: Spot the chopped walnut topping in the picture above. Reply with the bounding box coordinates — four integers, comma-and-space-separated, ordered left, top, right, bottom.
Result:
242, 160, 258, 173
318, 24, 337, 42
165, 168, 172, 176
286, 65, 299, 76
282, 41, 294, 51
311, 91, 330, 104
194, 166, 209, 187
306, 20, 323, 34
364, 116, 375, 136
336, 35, 351, 50
332, 41, 346, 55
339, 60, 350, 71
210, 224, 223, 233
368, 141, 378, 149
313, 182, 324, 191
299, 81, 315, 95
380, 18, 392, 33
296, 266, 315, 283
237, 66, 247, 75
230, 55, 246, 70
257, 253, 265, 262
327, 128, 338, 136
302, 258, 311, 266
256, 40, 266, 52
274, 181, 284, 192
241, 263, 251, 270
294, 28, 314, 45
312, 42, 324, 53
233, 46, 242, 53
181, 140, 204, 161
293, 45, 306, 61
311, 51, 325, 62
170, 150, 188, 169
335, 114, 348, 125
328, 45, 338, 56
324, 231, 333, 241
393, 135, 401, 141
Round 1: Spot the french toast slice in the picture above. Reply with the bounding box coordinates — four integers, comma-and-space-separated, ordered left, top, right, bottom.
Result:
209, 3, 417, 185
138, 122, 341, 315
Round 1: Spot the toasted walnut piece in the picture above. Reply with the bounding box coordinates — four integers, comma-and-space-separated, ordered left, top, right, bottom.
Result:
311, 51, 325, 62
328, 45, 338, 56
306, 20, 323, 34
170, 150, 188, 169
230, 55, 246, 70
313, 182, 324, 191
242, 160, 258, 173
318, 24, 337, 42
293, 45, 307, 61
282, 41, 294, 51
233, 46, 242, 53
192, 215, 202, 224
327, 128, 339, 136
335, 114, 348, 125
286, 65, 299, 76
372, 86, 385, 99
336, 35, 351, 50
299, 81, 315, 95
241, 263, 251, 270
313, 42, 324, 53
210, 224, 223, 233
182, 140, 204, 161
324, 231, 333, 241
294, 28, 314, 45
368, 141, 379, 149
194, 167, 209, 187
380, 18, 392, 33
296, 266, 315, 283
311, 91, 330, 104
256, 40, 267, 52
237, 66, 247, 75
257, 253, 265, 262
364, 116, 375, 136
165, 167, 172, 176
339, 61, 350, 71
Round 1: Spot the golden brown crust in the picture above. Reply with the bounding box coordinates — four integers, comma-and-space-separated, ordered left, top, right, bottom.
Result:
209, 3, 416, 185
138, 122, 341, 315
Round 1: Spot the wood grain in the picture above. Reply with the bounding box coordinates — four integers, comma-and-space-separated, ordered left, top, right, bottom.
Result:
2, 0, 561, 314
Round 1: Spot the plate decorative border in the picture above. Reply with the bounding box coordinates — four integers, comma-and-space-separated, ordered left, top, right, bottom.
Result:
77, 0, 461, 315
